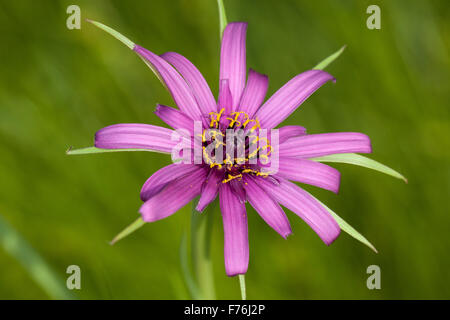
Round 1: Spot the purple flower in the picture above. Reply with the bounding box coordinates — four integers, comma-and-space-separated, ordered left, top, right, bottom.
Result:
93, 22, 372, 276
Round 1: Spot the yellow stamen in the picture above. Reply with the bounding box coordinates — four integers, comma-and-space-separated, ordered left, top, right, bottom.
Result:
222, 173, 242, 183
202, 110, 272, 171
209, 108, 225, 128
226, 111, 245, 128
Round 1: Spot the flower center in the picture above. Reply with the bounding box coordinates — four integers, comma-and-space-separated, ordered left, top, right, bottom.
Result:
200, 109, 272, 183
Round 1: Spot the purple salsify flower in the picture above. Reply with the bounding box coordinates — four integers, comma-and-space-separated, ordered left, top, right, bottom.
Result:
94, 22, 372, 276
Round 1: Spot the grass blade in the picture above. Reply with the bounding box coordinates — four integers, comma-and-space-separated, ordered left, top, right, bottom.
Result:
0, 215, 76, 299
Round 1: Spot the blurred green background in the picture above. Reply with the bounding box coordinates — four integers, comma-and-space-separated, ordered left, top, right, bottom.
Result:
0, 0, 449, 299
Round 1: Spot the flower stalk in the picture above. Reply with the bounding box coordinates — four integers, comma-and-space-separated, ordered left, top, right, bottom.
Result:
239, 275, 246, 300
190, 200, 216, 299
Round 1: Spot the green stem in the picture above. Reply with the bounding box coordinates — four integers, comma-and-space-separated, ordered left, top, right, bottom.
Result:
239, 274, 246, 300
191, 200, 216, 299
179, 233, 201, 299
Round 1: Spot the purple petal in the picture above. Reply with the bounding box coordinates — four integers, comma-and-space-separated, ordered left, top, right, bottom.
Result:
220, 22, 248, 111
274, 158, 341, 193
229, 179, 247, 204
255, 176, 340, 245
218, 79, 233, 125
155, 104, 195, 134
238, 69, 268, 118
139, 166, 207, 222
278, 125, 307, 144
244, 176, 292, 238
161, 52, 217, 115
140, 163, 200, 201
255, 70, 335, 129
196, 169, 222, 212
134, 45, 202, 120
95, 123, 179, 153
279, 132, 372, 158
219, 183, 249, 276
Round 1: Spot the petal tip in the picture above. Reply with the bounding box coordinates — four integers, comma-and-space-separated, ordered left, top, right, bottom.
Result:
333, 171, 342, 194
282, 230, 293, 239
324, 226, 341, 246
195, 203, 206, 213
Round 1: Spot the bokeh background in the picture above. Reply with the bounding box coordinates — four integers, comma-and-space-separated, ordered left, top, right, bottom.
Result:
0, 0, 449, 299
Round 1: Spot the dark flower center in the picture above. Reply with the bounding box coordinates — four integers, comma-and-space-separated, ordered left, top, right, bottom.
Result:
201, 109, 272, 183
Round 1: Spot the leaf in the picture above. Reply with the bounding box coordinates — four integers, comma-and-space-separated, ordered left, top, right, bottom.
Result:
307, 194, 378, 253
169, 270, 191, 300
311, 153, 407, 183
313, 45, 346, 70
0, 214, 76, 299
66, 146, 168, 155
110, 217, 145, 245
86, 19, 135, 49
217, 0, 228, 39
179, 232, 201, 299
189, 198, 216, 299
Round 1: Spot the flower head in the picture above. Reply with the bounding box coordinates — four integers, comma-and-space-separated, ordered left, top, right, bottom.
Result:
91, 22, 372, 276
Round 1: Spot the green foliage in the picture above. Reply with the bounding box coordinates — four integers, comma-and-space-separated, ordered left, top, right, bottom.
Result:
0, 215, 75, 299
